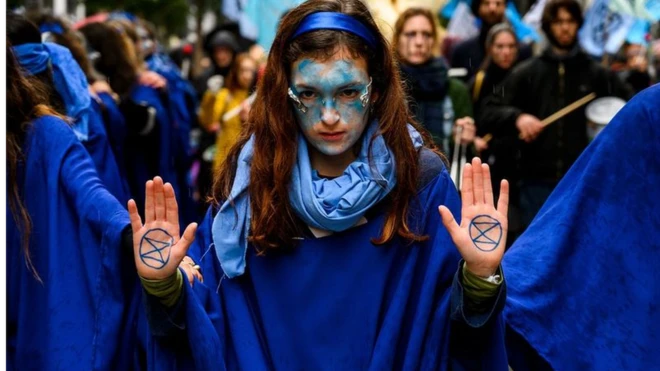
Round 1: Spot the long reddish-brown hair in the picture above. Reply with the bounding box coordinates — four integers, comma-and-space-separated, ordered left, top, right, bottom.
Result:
213, 0, 436, 251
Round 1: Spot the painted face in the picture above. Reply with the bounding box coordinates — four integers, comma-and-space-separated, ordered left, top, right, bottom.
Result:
290, 51, 371, 158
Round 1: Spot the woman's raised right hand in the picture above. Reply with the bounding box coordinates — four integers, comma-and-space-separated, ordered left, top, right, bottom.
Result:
128, 176, 197, 280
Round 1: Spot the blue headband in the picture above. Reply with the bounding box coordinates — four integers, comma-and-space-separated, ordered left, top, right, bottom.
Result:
13, 43, 91, 142
39, 22, 64, 35
290, 12, 378, 49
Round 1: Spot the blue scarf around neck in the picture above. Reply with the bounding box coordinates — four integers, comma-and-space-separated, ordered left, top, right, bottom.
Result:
212, 121, 424, 278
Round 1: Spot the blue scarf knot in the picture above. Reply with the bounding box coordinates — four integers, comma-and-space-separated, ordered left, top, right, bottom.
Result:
212, 121, 424, 278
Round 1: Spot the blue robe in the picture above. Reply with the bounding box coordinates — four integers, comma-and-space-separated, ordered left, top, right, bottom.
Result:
96, 92, 129, 181
503, 84, 660, 369
147, 54, 198, 222
88, 96, 131, 206
127, 85, 179, 204
139, 152, 509, 370
128, 84, 196, 224
7, 115, 137, 370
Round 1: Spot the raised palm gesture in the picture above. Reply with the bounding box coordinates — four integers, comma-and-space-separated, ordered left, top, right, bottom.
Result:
439, 157, 509, 277
128, 177, 198, 281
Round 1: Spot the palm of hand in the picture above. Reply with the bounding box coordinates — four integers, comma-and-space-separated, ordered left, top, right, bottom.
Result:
439, 158, 509, 277
129, 177, 197, 280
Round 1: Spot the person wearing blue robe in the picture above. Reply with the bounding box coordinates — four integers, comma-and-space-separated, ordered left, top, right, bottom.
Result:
145, 51, 199, 223
77, 20, 197, 225
6, 43, 138, 369
95, 91, 131, 191
87, 93, 131, 205
137, 155, 509, 370
8, 18, 129, 206
127, 84, 185, 220
503, 83, 660, 369
127, 2, 512, 369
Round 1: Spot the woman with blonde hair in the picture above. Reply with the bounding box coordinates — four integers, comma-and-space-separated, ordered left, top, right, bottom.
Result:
206, 53, 257, 170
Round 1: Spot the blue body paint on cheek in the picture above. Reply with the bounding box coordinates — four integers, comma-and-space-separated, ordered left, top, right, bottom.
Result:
291, 57, 371, 156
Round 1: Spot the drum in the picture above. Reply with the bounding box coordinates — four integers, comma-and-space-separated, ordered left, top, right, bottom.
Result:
585, 97, 626, 140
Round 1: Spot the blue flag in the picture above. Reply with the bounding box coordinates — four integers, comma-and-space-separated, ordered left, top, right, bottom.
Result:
579, 0, 635, 56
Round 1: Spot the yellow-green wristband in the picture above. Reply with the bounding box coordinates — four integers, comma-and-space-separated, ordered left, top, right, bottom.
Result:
140, 270, 184, 308
462, 263, 502, 310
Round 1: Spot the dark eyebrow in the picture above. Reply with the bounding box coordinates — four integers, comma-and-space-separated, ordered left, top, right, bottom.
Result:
293, 81, 366, 91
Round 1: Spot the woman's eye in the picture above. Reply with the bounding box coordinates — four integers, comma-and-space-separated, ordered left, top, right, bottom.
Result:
299, 91, 316, 99
339, 89, 359, 99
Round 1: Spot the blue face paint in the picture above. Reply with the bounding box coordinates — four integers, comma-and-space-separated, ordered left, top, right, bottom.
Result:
290, 53, 371, 159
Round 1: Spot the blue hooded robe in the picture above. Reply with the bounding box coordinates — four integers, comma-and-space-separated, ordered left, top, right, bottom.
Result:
7, 115, 138, 370
15, 43, 129, 206
503, 84, 660, 369
138, 150, 509, 370
95, 92, 129, 184
88, 95, 131, 206
146, 53, 198, 222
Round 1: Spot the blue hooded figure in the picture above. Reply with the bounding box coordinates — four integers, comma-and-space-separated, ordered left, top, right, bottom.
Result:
504, 84, 660, 369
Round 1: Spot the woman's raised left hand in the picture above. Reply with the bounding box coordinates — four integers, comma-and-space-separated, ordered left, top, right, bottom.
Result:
439, 157, 509, 277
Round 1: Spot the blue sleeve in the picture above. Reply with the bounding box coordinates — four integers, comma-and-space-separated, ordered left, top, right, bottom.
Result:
417, 158, 508, 370
140, 206, 227, 370
448, 261, 507, 369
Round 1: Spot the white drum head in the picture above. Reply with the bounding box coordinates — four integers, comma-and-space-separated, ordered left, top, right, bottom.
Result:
586, 97, 626, 125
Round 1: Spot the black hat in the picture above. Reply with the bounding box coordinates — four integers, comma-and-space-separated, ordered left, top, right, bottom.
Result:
209, 31, 239, 51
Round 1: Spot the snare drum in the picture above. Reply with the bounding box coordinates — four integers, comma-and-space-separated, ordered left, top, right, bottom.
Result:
585, 97, 626, 140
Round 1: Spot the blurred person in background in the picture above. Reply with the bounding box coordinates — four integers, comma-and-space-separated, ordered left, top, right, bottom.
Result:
450, 0, 532, 81
617, 42, 653, 95
482, 0, 631, 229
470, 23, 523, 247
394, 7, 476, 157
31, 13, 131, 205
206, 53, 257, 170
80, 20, 193, 224
195, 53, 257, 211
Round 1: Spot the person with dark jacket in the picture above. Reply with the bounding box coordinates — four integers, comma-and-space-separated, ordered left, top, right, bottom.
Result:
470, 23, 522, 247
450, 0, 533, 82
482, 0, 632, 229
393, 8, 475, 157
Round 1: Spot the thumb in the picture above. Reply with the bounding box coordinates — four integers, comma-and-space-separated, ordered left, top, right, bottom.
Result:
438, 205, 461, 240
171, 223, 198, 263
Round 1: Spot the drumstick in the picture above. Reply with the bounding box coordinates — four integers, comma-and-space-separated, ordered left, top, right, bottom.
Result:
540, 92, 597, 127
518, 92, 597, 140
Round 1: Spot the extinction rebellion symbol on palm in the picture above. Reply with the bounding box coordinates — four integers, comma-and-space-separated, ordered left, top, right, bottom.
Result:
139, 228, 174, 269
469, 215, 503, 252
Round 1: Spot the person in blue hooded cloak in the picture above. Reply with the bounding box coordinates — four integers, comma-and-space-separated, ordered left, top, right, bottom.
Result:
79, 20, 194, 225
8, 13, 130, 206
503, 83, 660, 370
6, 40, 139, 370
127, 0, 514, 369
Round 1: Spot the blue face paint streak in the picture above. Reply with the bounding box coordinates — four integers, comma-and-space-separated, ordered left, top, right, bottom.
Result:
291, 55, 371, 158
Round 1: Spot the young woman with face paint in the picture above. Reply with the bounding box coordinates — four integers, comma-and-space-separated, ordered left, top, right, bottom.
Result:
129, 0, 510, 368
